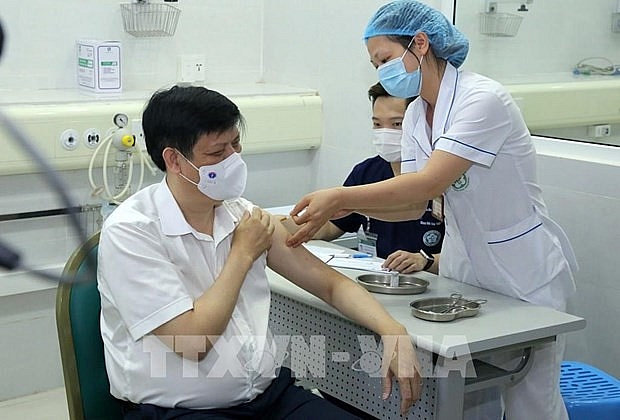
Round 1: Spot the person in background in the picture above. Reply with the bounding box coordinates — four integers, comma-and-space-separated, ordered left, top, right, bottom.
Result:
97, 85, 422, 419
286, 1, 577, 419
285, 82, 443, 274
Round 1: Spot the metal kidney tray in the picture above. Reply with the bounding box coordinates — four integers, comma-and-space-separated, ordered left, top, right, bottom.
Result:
410, 293, 487, 322
356, 273, 429, 295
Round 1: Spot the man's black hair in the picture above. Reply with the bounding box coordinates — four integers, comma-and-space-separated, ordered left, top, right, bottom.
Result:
142, 85, 243, 172
0, 20, 4, 61
368, 81, 416, 107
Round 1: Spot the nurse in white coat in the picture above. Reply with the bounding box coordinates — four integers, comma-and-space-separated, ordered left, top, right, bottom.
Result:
287, 1, 577, 419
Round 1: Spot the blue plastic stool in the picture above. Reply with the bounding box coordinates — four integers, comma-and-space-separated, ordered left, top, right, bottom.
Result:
560, 361, 620, 420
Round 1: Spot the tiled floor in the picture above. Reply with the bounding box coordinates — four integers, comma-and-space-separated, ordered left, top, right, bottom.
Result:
0, 387, 68, 420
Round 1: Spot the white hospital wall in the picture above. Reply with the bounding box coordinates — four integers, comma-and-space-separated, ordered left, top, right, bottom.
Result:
532, 139, 620, 378
0, 0, 263, 89
455, 0, 620, 82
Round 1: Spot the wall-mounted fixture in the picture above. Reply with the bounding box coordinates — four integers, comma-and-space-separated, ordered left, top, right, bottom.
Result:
612, 0, 620, 33
479, 0, 533, 37
120, 0, 181, 37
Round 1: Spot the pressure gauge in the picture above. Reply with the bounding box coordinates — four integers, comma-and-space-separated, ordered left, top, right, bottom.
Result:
113, 113, 129, 128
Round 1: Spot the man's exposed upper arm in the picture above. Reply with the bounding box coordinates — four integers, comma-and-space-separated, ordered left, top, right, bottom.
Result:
266, 215, 335, 302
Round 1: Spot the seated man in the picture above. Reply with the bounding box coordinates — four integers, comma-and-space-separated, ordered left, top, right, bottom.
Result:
98, 85, 422, 419
284, 82, 444, 274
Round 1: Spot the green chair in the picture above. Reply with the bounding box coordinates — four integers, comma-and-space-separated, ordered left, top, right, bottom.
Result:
56, 231, 124, 420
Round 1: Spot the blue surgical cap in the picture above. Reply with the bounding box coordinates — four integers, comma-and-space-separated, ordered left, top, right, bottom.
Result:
364, 0, 469, 68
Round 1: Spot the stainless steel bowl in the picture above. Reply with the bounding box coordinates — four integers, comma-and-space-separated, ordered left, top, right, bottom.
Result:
409, 294, 487, 322
356, 273, 429, 295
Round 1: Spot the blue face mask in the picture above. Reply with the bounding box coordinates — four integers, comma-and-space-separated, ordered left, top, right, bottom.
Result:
377, 39, 423, 99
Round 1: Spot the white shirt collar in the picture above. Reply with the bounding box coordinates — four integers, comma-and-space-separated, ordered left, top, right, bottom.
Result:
154, 178, 240, 243
432, 62, 459, 145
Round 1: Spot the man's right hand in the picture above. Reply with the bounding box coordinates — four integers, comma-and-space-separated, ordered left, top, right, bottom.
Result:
232, 207, 275, 261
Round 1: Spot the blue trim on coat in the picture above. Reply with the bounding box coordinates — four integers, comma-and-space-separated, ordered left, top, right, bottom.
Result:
488, 223, 542, 244
438, 135, 497, 157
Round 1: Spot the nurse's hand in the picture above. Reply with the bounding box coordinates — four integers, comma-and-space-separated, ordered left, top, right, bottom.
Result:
382, 333, 423, 416
286, 187, 347, 247
383, 250, 426, 274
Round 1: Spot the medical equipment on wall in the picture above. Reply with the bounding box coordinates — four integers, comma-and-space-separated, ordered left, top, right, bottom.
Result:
120, 0, 181, 37
479, 0, 533, 37
573, 57, 620, 76
88, 113, 157, 207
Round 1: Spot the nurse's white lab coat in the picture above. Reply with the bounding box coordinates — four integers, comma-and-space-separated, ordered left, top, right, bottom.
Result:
401, 63, 577, 420
401, 63, 577, 310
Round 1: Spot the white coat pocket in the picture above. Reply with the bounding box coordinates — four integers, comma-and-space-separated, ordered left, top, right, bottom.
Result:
483, 213, 565, 297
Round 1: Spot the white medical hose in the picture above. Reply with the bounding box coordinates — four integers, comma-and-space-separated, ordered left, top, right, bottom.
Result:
102, 141, 135, 204
132, 146, 159, 195
126, 140, 158, 196
88, 118, 159, 206
88, 127, 149, 205
88, 129, 116, 196
573, 57, 617, 76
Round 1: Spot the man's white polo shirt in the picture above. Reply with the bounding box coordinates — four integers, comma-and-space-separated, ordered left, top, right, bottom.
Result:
98, 178, 276, 409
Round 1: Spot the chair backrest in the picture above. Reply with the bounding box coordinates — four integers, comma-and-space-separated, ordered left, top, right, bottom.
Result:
56, 231, 123, 420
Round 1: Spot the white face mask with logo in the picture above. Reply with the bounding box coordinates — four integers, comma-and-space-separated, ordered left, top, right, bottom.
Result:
178, 151, 247, 201
372, 128, 402, 162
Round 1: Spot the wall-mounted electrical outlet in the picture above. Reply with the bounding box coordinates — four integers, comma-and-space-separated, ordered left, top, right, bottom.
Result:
83, 128, 102, 149
178, 54, 206, 83
587, 124, 612, 138
60, 129, 80, 150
